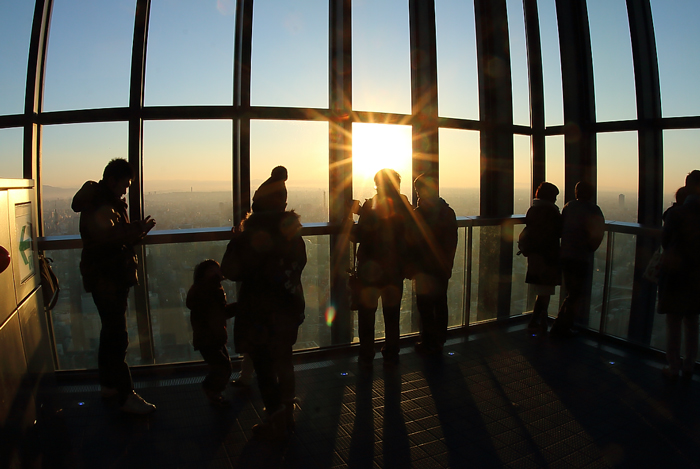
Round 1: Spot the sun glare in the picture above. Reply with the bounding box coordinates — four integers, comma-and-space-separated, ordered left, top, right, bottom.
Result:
352, 123, 412, 201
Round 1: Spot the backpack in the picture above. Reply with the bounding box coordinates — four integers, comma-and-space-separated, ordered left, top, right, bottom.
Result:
221, 229, 247, 281
39, 253, 60, 310
517, 225, 535, 257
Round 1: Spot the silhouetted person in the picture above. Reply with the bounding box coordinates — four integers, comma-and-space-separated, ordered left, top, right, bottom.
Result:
407, 174, 458, 355
658, 170, 700, 381
354, 169, 411, 368
524, 182, 562, 335
71, 158, 156, 414
662, 185, 689, 222
186, 259, 238, 406
550, 181, 604, 338
233, 167, 306, 439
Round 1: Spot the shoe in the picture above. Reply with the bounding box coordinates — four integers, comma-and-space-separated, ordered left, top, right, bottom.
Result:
100, 386, 119, 398
252, 405, 288, 441
358, 356, 373, 370
382, 356, 399, 368
204, 389, 230, 407
539, 319, 549, 335
120, 392, 156, 415
282, 398, 300, 431
662, 366, 679, 381
230, 379, 251, 388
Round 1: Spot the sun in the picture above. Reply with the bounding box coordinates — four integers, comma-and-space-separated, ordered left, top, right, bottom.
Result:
352, 123, 413, 201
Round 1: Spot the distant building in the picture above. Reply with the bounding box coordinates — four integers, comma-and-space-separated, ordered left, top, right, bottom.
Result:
619, 194, 625, 208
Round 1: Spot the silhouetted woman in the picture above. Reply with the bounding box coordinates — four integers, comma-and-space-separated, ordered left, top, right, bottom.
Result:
524, 182, 562, 334
658, 171, 700, 381
354, 169, 411, 368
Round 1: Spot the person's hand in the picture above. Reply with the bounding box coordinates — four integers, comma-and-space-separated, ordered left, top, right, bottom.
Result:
140, 216, 156, 233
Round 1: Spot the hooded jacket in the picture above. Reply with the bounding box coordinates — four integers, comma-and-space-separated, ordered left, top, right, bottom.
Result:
524, 198, 562, 286
71, 180, 146, 291
408, 197, 458, 281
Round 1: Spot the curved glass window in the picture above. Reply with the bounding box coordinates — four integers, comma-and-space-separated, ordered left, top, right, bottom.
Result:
663, 129, 700, 209
435, 0, 479, 120
250, 120, 329, 223
143, 120, 233, 230
251, 0, 328, 108
438, 128, 480, 217
44, 0, 136, 111
0, 0, 35, 116
651, 0, 700, 118
545, 135, 564, 209
507, 0, 530, 126
538, 0, 564, 127
588, 0, 637, 122
42, 122, 129, 236
0, 128, 24, 179
597, 132, 638, 223
145, 0, 235, 106
352, 0, 411, 114
513, 135, 531, 215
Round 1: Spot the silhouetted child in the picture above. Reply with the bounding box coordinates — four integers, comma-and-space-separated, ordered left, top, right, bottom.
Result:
186, 259, 238, 406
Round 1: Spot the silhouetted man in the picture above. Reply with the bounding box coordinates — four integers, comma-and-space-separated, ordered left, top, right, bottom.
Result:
550, 181, 605, 338
72, 159, 157, 414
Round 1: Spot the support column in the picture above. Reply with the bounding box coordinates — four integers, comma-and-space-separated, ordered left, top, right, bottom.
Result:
627, 0, 663, 344
329, 0, 353, 345
474, 0, 515, 321
523, 0, 545, 198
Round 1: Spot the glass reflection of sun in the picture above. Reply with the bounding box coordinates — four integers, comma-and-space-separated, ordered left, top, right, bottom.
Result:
352, 123, 413, 201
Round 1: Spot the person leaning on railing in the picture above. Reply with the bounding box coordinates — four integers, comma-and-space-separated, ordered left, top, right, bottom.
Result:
658, 170, 700, 381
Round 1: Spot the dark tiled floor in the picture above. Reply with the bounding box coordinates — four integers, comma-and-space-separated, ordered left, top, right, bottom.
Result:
25, 324, 700, 468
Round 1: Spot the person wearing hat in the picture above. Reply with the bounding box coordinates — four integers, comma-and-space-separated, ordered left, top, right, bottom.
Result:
232, 166, 306, 439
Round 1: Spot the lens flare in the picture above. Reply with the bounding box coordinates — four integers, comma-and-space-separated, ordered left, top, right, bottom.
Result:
325, 306, 336, 327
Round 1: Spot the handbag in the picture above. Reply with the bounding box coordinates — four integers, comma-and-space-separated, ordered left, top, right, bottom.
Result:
39, 253, 60, 310
643, 247, 663, 284
348, 242, 362, 311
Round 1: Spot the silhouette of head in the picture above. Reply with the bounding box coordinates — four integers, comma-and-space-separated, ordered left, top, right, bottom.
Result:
676, 186, 689, 205
685, 170, 700, 194
252, 165, 288, 213
103, 158, 135, 198
575, 181, 594, 202
193, 259, 221, 283
535, 182, 559, 203
414, 173, 438, 200
374, 169, 401, 200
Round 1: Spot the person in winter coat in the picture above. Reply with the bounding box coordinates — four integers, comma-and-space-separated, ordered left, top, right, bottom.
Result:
550, 181, 605, 338
353, 169, 411, 368
232, 167, 307, 440
524, 182, 562, 334
71, 158, 157, 414
186, 259, 238, 406
408, 174, 458, 355
658, 170, 700, 381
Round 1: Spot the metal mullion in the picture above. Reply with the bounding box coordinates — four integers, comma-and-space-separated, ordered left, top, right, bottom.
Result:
599, 231, 615, 334
129, 0, 154, 364
523, 0, 545, 199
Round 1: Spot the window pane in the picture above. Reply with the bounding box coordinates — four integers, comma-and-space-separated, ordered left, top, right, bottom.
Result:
44, 0, 136, 111
651, 0, 700, 118
295, 234, 331, 350
447, 227, 466, 327
352, 0, 411, 114
251, 0, 328, 108
511, 224, 528, 316
147, 240, 234, 364
0, 128, 24, 179
507, 0, 530, 126
663, 129, 700, 210
46, 248, 142, 370
545, 135, 564, 210
250, 120, 329, 223
597, 132, 637, 223
435, 0, 479, 120
0, 0, 34, 115
42, 122, 129, 236
145, 0, 235, 106
588, 0, 636, 122
143, 120, 233, 230
439, 128, 480, 216
602, 232, 635, 339
514, 135, 531, 214
352, 123, 412, 203
538, 0, 564, 126
588, 231, 608, 330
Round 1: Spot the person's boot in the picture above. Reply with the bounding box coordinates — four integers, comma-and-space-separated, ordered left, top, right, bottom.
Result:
282, 398, 300, 432
252, 405, 288, 441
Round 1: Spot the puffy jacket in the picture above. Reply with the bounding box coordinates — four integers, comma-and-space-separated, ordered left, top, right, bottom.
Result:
407, 197, 458, 281
72, 180, 146, 291
187, 280, 237, 350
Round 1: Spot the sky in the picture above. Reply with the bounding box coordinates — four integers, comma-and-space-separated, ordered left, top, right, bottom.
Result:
1, 0, 700, 212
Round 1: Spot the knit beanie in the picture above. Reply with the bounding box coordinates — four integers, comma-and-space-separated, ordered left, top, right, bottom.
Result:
252, 166, 288, 213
